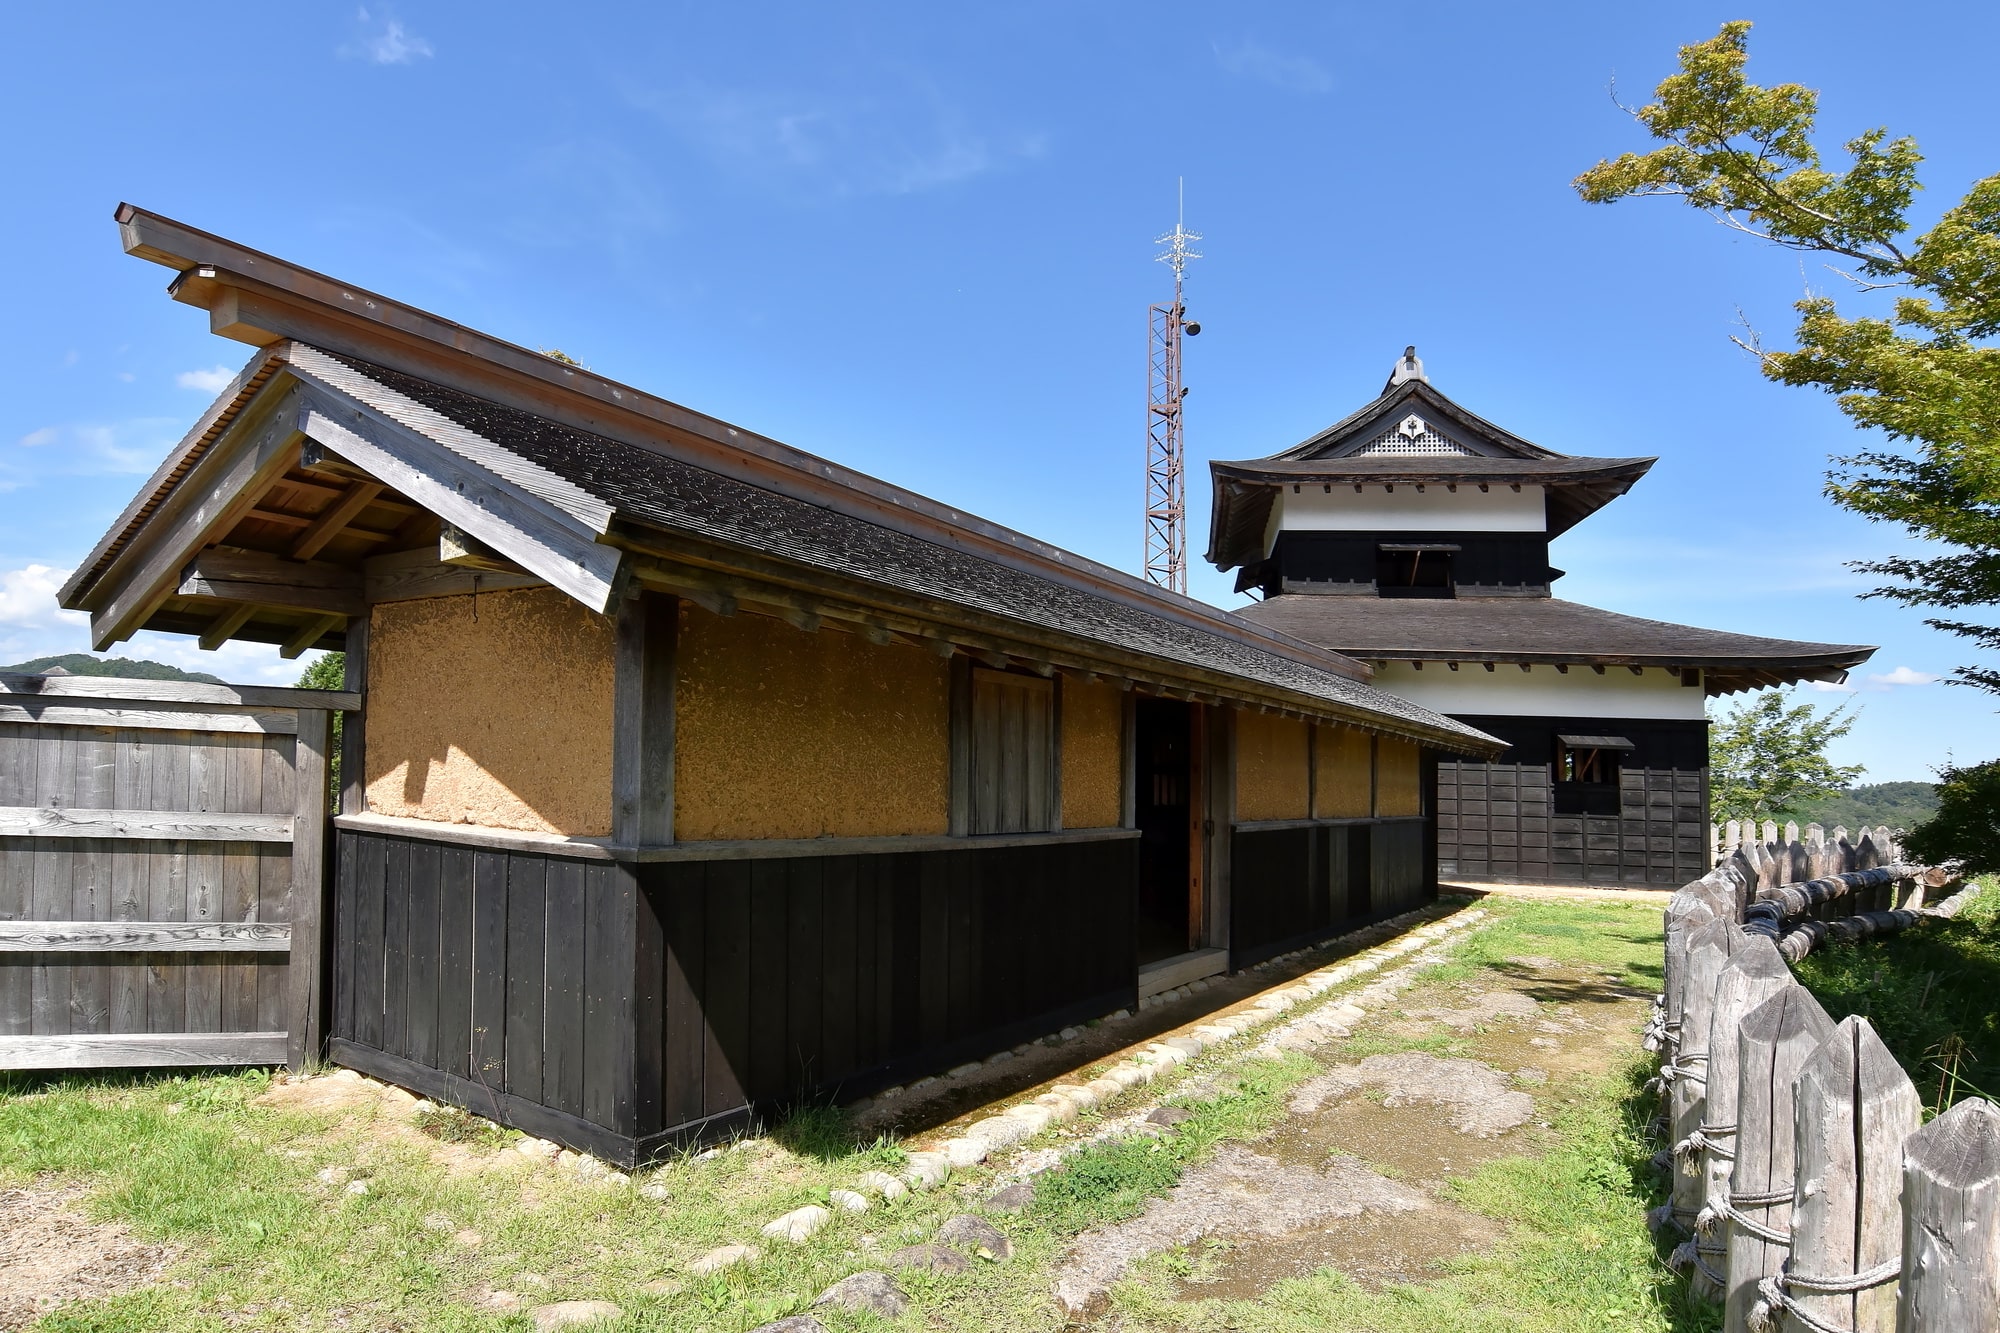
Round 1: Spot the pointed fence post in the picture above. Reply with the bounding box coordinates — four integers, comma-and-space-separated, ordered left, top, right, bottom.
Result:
1898, 1097, 2000, 1332
1761, 1017, 1921, 1333
1671, 918, 1740, 1234
1724, 984, 1836, 1332
1690, 936, 1793, 1298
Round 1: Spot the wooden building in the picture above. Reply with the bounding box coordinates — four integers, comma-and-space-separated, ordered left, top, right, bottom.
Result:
1207, 348, 1874, 888
47, 209, 1502, 1162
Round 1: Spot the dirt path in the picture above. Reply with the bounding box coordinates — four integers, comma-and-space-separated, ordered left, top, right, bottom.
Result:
1051, 934, 1654, 1318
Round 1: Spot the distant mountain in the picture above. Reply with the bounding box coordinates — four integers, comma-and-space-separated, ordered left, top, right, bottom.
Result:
0, 653, 226, 685
1790, 781, 1939, 834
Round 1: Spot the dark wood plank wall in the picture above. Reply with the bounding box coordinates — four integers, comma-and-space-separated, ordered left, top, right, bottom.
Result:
331, 829, 638, 1154
331, 825, 1137, 1162
1228, 816, 1433, 970
1436, 716, 1708, 886
1, 720, 296, 1046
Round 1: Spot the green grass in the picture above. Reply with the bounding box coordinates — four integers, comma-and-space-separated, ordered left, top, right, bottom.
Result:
1, 895, 1689, 1332
1790, 876, 2000, 1113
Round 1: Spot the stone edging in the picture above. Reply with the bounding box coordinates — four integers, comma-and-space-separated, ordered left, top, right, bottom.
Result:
694, 903, 1491, 1268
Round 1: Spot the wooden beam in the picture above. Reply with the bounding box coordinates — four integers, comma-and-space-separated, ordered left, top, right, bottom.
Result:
294, 380, 623, 611
86, 385, 308, 648
0, 806, 294, 841
179, 551, 366, 617
611, 590, 677, 847
340, 612, 369, 816
362, 547, 542, 603
280, 613, 346, 660
0, 671, 358, 712
199, 603, 257, 651
0, 1031, 288, 1070
0, 921, 291, 951
289, 706, 331, 1067
439, 523, 525, 573
291, 479, 384, 560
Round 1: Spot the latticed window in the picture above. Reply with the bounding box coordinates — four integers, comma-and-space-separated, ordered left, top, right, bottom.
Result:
1353, 412, 1471, 457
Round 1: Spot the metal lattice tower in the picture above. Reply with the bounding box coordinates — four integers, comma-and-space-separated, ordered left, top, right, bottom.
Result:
1145, 191, 1200, 594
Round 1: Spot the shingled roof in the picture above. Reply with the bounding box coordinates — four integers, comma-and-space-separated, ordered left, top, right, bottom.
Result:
59, 208, 1504, 755
1238, 594, 1875, 695
1206, 373, 1656, 569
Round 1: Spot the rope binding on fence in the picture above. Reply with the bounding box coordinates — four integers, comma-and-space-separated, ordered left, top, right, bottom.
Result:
1749, 1255, 1901, 1333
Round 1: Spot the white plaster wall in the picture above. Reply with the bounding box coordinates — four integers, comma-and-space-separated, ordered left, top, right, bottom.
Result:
1373, 662, 1708, 720
1274, 485, 1546, 535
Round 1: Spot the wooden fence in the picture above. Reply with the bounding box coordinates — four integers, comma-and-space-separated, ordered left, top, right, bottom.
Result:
0, 671, 354, 1071
1650, 832, 1999, 1331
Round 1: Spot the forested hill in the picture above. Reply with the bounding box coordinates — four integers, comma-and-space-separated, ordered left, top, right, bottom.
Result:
0, 653, 225, 685
1791, 781, 1939, 833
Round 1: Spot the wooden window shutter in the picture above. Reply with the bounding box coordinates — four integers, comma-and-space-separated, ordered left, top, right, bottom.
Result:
967, 668, 1057, 834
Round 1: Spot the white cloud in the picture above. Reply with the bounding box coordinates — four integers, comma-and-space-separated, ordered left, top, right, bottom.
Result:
1214, 38, 1333, 94
175, 364, 235, 393
7, 419, 176, 480
0, 564, 85, 632
1807, 679, 1858, 694
631, 78, 1040, 201
1865, 665, 1939, 689
348, 8, 433, 65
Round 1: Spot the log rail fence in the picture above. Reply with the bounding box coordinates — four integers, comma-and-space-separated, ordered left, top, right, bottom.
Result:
1648, 827, 1998, 1332
0, 671, 355, 1071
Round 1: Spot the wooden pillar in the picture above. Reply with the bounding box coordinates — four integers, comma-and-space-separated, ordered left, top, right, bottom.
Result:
612, 590, 677, 848
287, 706, 332, 1069
611, 590, 675, 1142
1201, 705, 1234, 955
1725, 983, 1835, 1332
1693, 935, 1790, 1298
1899, 1097, 2000, 1331
339, 613, 369, 816
1787, 1016, 1922, 1333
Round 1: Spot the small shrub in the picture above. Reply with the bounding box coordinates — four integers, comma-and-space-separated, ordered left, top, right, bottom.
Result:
410, 1103, 510, 1148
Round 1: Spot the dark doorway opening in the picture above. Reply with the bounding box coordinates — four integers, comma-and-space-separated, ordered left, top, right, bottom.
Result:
1135, 698, 1201, 966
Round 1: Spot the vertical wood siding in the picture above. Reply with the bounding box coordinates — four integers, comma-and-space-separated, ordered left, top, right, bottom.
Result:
332, 826, 1137, 1160
1228, 817, 1433, 969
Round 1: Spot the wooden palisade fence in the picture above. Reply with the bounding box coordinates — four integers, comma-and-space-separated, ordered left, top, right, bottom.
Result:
1649, 828, 1999, 1331
0, 671, 353, 1071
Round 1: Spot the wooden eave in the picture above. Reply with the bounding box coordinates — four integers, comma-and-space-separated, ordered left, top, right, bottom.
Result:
101, 204, 1369, 690
68, 225, 1503, 755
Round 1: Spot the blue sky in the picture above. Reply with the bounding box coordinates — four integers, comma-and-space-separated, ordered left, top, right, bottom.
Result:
2, 2, 1995, 781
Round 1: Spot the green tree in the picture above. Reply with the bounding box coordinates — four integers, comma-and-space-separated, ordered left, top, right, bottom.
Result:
1903, 759, 2000, 874
296, 651, 345, 806
1710, 689, 1865, 823
1575, 21, 2000, 693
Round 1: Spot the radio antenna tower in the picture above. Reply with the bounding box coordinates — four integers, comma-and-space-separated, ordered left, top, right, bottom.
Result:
1145, 180, 1200, 593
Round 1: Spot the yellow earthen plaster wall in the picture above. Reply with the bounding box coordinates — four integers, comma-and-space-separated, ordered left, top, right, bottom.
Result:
1061, 678, 1124, 830
1235, 711, 1311, 822
1376, 737, 1424, 817
675, 607, 950, 841
365, 587, 615, 836
1314, 725, 1375, 818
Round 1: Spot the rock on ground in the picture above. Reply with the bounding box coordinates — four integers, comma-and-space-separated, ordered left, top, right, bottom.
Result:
749, 1319, 826, 1333
935, 1214, 1012, 1260
985, 1181, 1035, 1212
891, 1243, 969, 1274
815, 1270, 909, 1317
1289, 1052, 1535, 1138
529, 1300, 623, 1331
1050, 1142, 1426, 1314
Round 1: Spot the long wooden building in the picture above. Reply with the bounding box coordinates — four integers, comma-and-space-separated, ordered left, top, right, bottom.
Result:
1208, 348, 1875, 888
46, 209, 1503, 1162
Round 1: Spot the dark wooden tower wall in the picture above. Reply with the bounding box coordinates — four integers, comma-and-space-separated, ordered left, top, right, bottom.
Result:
1435, 715, 1708, 887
